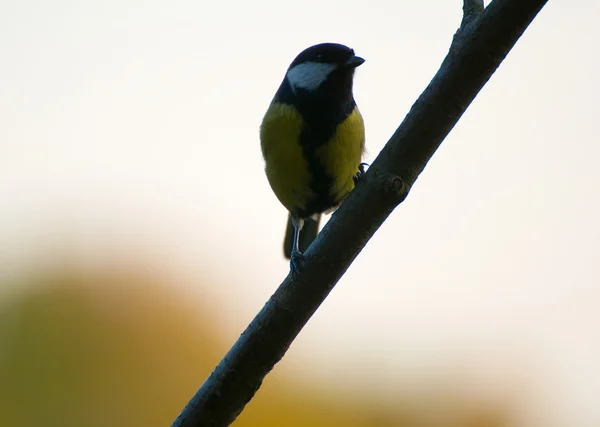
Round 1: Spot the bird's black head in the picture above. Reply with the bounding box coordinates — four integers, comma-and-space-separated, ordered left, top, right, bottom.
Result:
284, 43, 364, 101
289, 43, 365, 70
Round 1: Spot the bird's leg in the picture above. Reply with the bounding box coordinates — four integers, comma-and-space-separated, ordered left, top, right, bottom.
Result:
289, 216, 306, 272
353, 162, 370, 184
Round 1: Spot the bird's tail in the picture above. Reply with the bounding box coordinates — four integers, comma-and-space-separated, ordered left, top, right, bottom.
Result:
283, 214, 321, 259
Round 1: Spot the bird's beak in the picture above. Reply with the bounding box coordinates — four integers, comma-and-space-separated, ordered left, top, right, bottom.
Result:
345, 55, 365, 69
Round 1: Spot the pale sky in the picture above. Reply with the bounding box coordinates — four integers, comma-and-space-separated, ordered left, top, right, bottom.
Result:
1, 1, 599, 426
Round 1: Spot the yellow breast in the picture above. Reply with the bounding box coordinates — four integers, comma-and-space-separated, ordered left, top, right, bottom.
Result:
260, 103, 313, 214
260, 102, 365, 215
317, 107, 365, 205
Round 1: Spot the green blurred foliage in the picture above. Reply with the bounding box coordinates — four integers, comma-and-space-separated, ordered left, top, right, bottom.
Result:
0, 264, 511, 427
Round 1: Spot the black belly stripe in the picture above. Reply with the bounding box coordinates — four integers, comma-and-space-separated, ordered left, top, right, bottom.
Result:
275, 77, 356, 218
299, 125, 336, 217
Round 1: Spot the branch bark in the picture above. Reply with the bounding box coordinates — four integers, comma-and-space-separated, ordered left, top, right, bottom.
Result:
172, 0, 549, 425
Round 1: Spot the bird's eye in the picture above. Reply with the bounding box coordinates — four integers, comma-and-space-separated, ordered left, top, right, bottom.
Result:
316, 54, 324, 61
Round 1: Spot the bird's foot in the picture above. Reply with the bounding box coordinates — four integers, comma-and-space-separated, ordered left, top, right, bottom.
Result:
353, 162, 370, 184
289, 250, 307, 274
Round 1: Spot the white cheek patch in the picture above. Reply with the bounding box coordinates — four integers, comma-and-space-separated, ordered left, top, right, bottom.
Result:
286, 61, 337, 92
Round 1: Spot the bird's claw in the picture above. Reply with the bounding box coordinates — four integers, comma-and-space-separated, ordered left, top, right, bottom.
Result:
353, 162, 370, 184
289, 250, 306, 274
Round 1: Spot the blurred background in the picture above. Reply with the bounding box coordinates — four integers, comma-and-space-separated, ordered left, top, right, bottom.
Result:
1, 1, 599, 426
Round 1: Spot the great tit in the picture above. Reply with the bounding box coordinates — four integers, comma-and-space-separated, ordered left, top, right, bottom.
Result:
260, 42, 365, 263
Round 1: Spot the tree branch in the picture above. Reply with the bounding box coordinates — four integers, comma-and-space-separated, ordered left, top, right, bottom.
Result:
172, 0, 549, 425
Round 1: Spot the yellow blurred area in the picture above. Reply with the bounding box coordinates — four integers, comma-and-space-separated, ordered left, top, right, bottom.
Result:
0, 257, 512, 427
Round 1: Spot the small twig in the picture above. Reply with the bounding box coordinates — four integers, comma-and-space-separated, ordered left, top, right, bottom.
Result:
462, 0, 485, 27
454, 0, 485, 51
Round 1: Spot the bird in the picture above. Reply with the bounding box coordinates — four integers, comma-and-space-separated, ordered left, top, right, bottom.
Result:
260, 42, 365, 266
